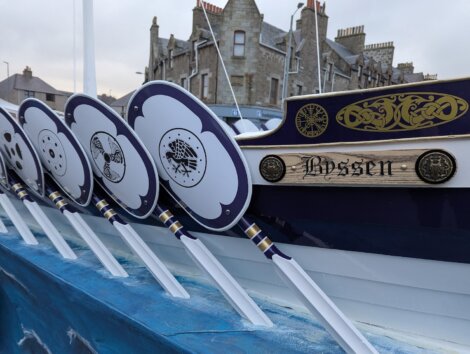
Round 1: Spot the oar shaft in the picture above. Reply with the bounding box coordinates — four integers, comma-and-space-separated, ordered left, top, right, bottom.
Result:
92, 195, 189, 299
10, 182, 77, 260
238, 217, 377, 354
156, 205, 273, 327
46, 188, 128, 277
0, 192, 37, 244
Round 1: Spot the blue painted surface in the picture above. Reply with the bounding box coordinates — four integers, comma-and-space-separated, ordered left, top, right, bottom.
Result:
0, 215, 441, 353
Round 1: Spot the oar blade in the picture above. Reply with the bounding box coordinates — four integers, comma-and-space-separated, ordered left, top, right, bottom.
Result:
272, 255, 378, 354
180, 234, 273, 326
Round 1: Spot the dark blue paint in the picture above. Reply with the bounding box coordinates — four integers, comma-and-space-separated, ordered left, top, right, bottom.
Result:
240, 78, 470, 146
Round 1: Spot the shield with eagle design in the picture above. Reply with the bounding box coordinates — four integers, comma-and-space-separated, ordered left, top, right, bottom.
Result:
65, 94, 159, 219
18, 98, 93, 206
127, 81, 252, 231
0, 107, 44, 197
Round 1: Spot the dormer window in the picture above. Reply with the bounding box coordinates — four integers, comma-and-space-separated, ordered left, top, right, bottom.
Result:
233, 31, 245, 57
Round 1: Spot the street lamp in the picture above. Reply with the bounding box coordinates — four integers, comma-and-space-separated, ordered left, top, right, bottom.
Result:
282, 2, 304, 103
3, 61, 9, 78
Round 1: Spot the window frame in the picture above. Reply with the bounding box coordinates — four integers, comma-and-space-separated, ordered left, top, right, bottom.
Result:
233, 30, 246, 57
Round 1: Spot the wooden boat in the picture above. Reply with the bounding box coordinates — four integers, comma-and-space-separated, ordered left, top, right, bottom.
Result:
1, 76, 469, 353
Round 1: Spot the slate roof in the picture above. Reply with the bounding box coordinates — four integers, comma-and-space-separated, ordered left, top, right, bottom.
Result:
0, 73, 60, 97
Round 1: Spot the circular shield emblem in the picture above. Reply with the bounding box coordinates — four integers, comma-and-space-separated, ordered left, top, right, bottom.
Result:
90, 131, 126, 183
415, 150, 456, 184
38, 129, 67, 176
295, 103, 328, 138
159, 128, 207, 188
259, 155, 286, 183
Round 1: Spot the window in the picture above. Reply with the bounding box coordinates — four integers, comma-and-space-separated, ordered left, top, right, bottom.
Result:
181, 77, 187, 89
169, 49, 174, 69
296, 85, 302, 96
201, 74, 209, 99
233, 31, 245, 57
357, 65, 363, 78
24, 90, 35, 98
270, 78, 279, 105
328, 63, 333, 81
46, 93, 55, 102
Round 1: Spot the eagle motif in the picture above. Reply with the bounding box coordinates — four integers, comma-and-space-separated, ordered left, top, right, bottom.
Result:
165, 139, 198, 177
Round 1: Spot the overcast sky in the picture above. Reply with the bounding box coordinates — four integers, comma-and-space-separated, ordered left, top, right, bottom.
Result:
1, 0, 469, 98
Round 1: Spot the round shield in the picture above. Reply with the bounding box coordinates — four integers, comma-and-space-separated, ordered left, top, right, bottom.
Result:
127, 81, 252, 231
18, 98, 93, 206
0, 107, 44, 197
64, 94, 159, 219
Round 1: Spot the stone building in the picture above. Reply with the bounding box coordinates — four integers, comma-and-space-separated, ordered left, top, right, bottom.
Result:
144, 0, 433, 124
0, 66, 71, 112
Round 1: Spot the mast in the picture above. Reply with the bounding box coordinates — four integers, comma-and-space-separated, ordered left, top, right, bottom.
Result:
82, 0, 97, 97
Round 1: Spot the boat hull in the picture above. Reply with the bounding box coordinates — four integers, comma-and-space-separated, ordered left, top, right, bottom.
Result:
18, 198, 469, 348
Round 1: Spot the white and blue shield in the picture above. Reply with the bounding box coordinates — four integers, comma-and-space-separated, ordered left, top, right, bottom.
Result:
0, 107, 44, 197
19, 98, 93, 206
127, 81, 252, 231
65, 94, 159, 218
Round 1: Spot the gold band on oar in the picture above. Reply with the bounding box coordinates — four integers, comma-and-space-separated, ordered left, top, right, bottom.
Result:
11, 183, 22, 192
257, 237, 273, 252
95, 199, 108, 211
169, 221, 183, 234
48, 191, 61, 201
159, 210, 173, 224
245, 224, 261, 239
56, 200, 68, 209
103, 209, 117, 220
17, 190, 28, 199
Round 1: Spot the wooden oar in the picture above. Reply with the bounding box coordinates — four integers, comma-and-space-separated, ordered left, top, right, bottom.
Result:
237, 217, 377, 354
154, 205, 272, 326
0, 212, 8, 233
8, 175, 77, 260
65, 93, 271, 326
45, 184, 128, 277
127, 81, 377, 353
18, 98, 187, 297
91, 194, 189, 299
0, 188, 37, 244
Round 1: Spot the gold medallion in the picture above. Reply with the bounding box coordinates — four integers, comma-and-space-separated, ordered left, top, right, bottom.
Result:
295, 103, 328, 138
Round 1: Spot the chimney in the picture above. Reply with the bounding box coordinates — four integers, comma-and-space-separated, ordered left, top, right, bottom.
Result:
23, 66, 33, 79
397, 62, 414, 74
335, 25, 365, 54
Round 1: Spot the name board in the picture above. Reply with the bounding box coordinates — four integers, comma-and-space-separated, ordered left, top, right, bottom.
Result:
264, 150, 438, 185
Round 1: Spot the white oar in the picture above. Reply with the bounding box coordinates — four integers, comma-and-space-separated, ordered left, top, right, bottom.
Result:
238, 217, 377, 354
45, 185, 128, 277
9, 177, 77, 260
0, 214, 7, 233
0, 190, 37, 244
91, 193, 189, 299
155, 205, 273, 327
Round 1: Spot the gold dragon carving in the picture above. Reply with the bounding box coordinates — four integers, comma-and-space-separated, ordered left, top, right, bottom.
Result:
336, 92, 468, 132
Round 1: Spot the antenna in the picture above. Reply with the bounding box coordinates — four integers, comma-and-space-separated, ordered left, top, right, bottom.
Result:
199, 2, 246, 126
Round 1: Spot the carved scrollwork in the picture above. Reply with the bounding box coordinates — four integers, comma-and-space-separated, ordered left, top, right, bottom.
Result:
336, 92, 468, 132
